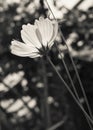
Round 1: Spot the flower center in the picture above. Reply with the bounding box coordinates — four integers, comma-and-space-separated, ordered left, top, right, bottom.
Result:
35, 28, 49, 56
36, 43, 49, 56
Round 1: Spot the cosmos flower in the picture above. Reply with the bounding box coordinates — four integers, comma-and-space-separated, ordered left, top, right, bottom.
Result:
10, 17, 58, 58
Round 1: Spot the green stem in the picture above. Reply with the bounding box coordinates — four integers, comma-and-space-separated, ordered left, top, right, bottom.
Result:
55, 43, 93, 130
41, 58, 51, 129
47, 56, 93, 125
61, 32, 93, 119
47, 116, 67, 130
55, 43, 79, 98
45, 0, 93, 123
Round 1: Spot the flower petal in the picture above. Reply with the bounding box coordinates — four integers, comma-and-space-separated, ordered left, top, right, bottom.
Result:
35, 18, 53, 47
10, 40, 40, 58
10, 17, 58, 59
21, 24, 42, 48
48, 21, 58, 48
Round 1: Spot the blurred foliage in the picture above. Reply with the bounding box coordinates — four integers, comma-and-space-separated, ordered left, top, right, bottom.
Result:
0, 0, 93, 130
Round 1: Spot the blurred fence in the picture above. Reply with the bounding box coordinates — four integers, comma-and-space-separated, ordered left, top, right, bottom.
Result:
0, 0, 93, 130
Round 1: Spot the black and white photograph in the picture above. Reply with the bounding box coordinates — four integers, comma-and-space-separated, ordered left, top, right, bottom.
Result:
0, 0, 93, 130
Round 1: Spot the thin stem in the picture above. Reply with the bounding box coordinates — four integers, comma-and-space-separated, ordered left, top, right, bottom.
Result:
47, 56, 93, 125
47, 121, 64, 130
55, 43, 93, 130
47, 116, 67, 130
56, 43, 79, 98
41, 58, 51, 129
61, 32, 93, 119
45, 0, 93, 120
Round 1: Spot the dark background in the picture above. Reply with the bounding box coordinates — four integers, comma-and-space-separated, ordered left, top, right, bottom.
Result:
0, 0, 93, 130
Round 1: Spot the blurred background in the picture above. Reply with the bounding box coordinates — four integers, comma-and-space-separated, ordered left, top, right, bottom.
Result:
0, 0, 93, 130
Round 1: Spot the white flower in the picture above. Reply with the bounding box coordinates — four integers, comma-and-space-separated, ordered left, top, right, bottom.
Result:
10, 17, 58, 58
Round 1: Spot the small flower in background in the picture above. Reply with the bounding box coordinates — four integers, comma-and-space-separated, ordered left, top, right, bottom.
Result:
10, 17, 58, 58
